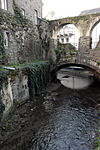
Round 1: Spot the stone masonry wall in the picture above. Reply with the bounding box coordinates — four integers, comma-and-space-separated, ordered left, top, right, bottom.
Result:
0, 70, 29, 119
0, 61, 50, 120
15, 0, 42, 23
78, 36, 92, 53
0, 0, 42, 24
0, 2, 51, 65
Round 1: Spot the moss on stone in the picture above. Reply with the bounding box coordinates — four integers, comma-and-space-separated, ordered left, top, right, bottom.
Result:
10, 61, 50, 98
67, 15, 90, 23
0, 70, 8, 120
0, 30, 5, 63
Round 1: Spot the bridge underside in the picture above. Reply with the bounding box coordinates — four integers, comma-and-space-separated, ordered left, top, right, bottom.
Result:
57, 62, 100, 80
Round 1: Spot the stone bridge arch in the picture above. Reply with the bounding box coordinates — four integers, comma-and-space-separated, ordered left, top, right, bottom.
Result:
86, 16, 100, 37
51, 21, 79, 39
50, 14, 100, 38
57, 63, 96, 72
49, 14, 100, 62
57, 63, 100, 79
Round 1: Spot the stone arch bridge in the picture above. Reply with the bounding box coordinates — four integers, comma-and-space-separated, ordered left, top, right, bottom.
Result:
49, 13, 100, 52
55, 52, 100, 79
49, 13, 100, 79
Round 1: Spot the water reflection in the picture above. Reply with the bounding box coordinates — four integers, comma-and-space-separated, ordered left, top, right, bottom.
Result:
57, 67, 94, 89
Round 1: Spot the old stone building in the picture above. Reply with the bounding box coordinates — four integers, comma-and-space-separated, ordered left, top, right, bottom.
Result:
0, 0, 54, 119
0, 0, 52, 65
0, 0, 42, 24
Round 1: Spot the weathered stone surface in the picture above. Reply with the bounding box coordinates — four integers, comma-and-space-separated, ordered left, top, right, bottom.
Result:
0, 0, 42, 24
50, 14, 100, 53
0, 70, 29, 118
0, 12, 52, 65
1, 78, 13, 117
11, 73, 29, 103
48, 39, 57, 62
0, 0, 52, 65
78, 36, 92, 53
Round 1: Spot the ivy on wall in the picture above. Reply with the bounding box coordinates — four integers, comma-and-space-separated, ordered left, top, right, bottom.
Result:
12, 0, 25, 26
12, 0, 33, 28
0, 61, 50, 120
0, 70, 7, 120
0, 31, 5, 63
12, 61, 50, 97
0, 0, 50, 65
55, 41, 77, 63
0, 31, 4, 54
23, 61, 50, 98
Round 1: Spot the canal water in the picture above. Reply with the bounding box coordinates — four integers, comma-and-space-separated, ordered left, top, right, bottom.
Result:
28, 67, 99, 150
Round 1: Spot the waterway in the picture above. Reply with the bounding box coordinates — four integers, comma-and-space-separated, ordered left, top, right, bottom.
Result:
0, 67, 99, 150
28, 68, 99, 150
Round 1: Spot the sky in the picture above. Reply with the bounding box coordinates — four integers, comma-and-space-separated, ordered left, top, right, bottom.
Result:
42, 0, 100, 19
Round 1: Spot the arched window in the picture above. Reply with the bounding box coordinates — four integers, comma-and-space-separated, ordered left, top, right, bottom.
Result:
4, 31, 9, 48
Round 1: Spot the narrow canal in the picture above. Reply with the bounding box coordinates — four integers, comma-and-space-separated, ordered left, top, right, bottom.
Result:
0, 67, 99, 150
27, 67, 99, 150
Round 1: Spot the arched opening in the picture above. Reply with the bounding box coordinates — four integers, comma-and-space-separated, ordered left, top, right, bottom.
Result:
53, 24, 80, 63
91, 21, 100, 49
57, 63, 96, 72
57, 24, 80, 49
57, 63, 95, 89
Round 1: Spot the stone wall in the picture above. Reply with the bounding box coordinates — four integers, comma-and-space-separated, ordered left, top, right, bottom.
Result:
78, 36, 92, 53
1, 77, 13, 118
38, 19, 51, 59
10, 71, 29, 103
0, 0, 42, 24
0, 5, 52, 65
14, 0, 42, 24
0, 61, 50, 120
0, 0, 58, 65
0, 70, 29, 118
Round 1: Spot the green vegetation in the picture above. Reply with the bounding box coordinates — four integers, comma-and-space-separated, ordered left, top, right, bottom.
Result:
0, 31, 5, 63
0, 31, 4, 54
42, 18, 50, 23
55, 42, 77, 63
12, 0, 30, 28
0, 1, 34, 63
0, 70, 8, 120
70, 15, 89, 22
62, 13, 97, 23
66, 43, 77, 54
10, 60, 50, 98
0, 0, 33, 32
55, 47, 63, 63
13, 0, 24, 23
25, 61, 50, 98
0, 60, 50, 98
96, 130, 100, 150
0, 60, 50, 119
97, 61, 100, 66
